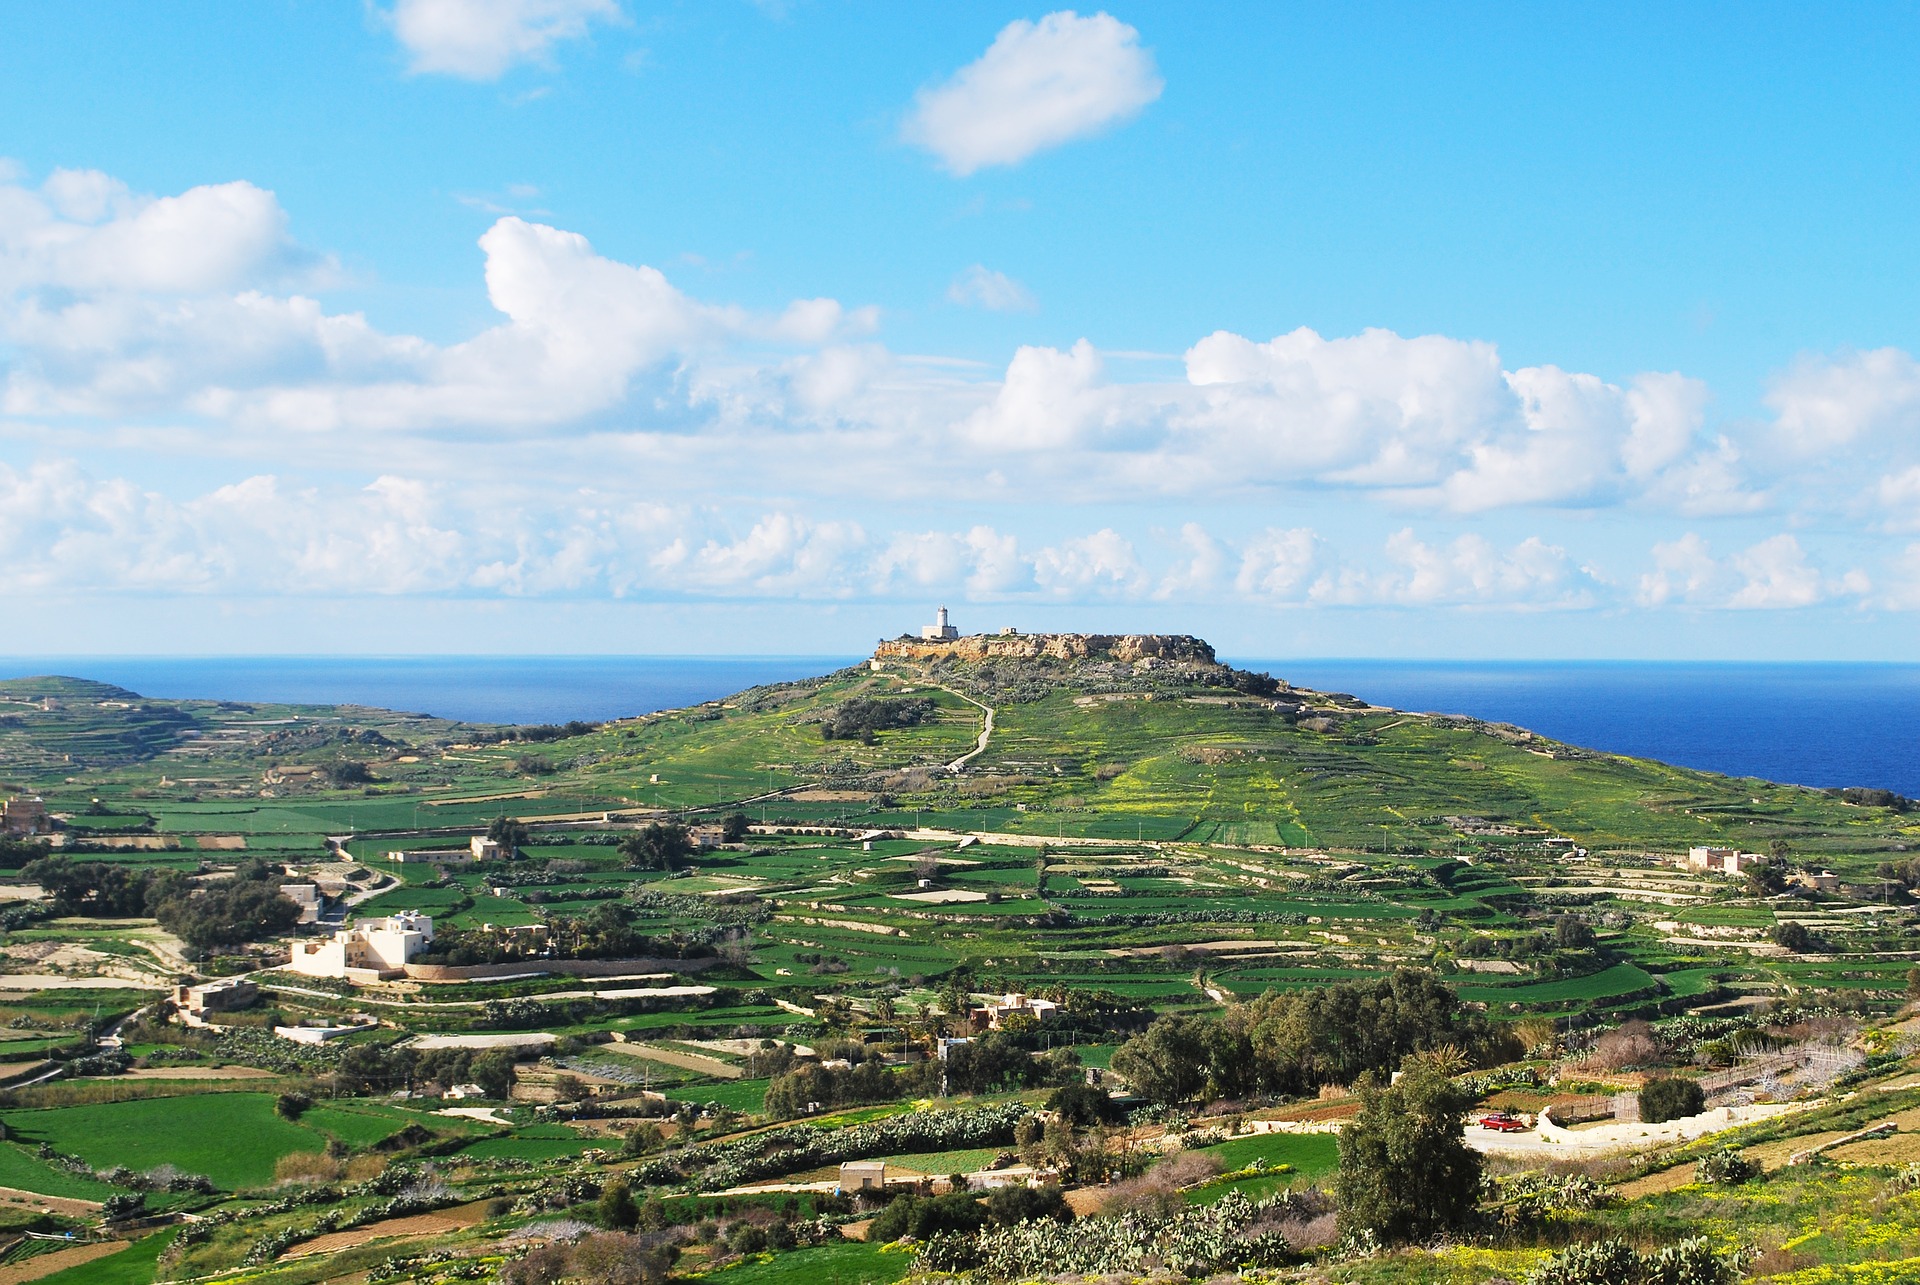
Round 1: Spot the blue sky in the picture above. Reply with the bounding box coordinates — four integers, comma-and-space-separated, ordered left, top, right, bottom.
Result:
3, 2, 1920, 657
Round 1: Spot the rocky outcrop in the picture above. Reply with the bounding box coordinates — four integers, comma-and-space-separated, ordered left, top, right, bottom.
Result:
873, 633, 1216, 665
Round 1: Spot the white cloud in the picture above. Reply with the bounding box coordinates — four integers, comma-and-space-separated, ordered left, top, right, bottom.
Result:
387, 0, 622, 80
1235, 528, 1320, 599
1031, 528, 1148, 596
902, 11, 1163, 175
1766, 347, 1920, 455
1308, 530, 1594, 608
0, 170, 295, 296
1638, 532, 1868, 609
948, 265, 1037, 312
1156, 522, 1226, 598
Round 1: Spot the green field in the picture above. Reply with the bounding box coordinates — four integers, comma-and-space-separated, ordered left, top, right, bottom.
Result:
0, 1142, 125, 1200
704, 1240, 908, 1285
0, 1094, 366, 1190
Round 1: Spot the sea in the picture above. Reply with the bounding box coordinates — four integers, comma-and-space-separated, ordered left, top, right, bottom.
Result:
2, 655, 1917, 798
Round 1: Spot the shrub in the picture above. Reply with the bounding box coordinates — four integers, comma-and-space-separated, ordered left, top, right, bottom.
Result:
985, 1183, 1072, 1227
1639, 1076, 1705, 1124
1694, 1148, 1758, 1186
1524, 1236, 1737, 1285
276, 1091, 313, 1121
869, 1191, 989, 1243
275, 1152, 345, 1185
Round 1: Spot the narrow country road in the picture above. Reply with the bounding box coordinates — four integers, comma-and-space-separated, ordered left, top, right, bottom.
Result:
941, 689, 995, 773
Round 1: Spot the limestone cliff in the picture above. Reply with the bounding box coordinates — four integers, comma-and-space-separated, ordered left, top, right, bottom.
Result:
872, 632, 1217, 665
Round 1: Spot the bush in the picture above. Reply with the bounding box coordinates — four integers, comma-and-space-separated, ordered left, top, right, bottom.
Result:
101, 1193, 146, 1222
1694, 1148, 1758, 1186
986, 1184, 1072, 1227
276, 1091, 313, 1121
1524, 1236, 1737, 1285
1638, 1076, 1705, 1124
869, 1191, 988, 1242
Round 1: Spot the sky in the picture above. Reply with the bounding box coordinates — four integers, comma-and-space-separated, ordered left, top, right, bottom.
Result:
4, 2, 1920, 658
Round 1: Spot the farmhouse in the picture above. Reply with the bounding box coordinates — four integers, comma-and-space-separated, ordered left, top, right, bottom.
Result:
688, 824, 727, 851
387, 846, 475, 866
0, 796, 47, 836
279, 882, 323, 924
286, 910, 434, 981
970, 993, 1059, 1031
1685, 846, 1766, 876
174, 978, 259, 1021
1796, 869, 1842, 894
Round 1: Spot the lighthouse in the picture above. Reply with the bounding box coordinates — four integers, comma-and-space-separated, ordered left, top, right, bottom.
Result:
921, 605, 959, 641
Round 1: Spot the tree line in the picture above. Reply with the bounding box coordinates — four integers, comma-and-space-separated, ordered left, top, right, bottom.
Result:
1111, 970, 1518, 1105
23, 857, 302, 950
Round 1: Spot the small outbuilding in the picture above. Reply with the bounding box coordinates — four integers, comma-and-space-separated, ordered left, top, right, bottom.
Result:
838, 1161, 887, 1194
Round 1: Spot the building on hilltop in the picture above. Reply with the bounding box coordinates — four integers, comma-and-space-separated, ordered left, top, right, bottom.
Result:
921, 605, 959, 641
286, 910, 434, 982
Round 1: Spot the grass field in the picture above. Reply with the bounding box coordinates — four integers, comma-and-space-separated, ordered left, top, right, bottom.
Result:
664, 1079, 770, 1113
0, 1142, 124, 1200
33, 1230, 176, 1285
703, 1240, 907, 1285
0, 1094, 344, 1190
1196, 1131, 1341, 1180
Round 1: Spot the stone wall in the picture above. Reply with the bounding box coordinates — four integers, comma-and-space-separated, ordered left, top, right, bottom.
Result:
402, 956, 718, 982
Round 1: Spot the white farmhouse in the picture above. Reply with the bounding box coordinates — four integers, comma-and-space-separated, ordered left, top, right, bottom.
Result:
286, 910, 434, 982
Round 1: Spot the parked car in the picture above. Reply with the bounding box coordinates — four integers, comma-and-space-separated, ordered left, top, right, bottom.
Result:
1478, 1113, 1528, 1132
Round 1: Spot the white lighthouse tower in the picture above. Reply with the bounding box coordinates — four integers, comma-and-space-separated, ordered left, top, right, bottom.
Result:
921, 605, 959, 641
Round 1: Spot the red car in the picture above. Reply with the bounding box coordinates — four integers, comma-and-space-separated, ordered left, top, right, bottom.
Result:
1478, 1114, 1528, 1132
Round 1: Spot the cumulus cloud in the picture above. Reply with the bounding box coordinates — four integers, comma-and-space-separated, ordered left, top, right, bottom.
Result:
0, 169, 297, 297
1031, 528, 1149, 596
1638, 532, 1869, 609
387, 0, 622, 80
902, 11, 1163, 175
0, 166, 875, 431
1235, 528, 1321, 599
948, 265, 1037, 312
1766, 347, 1920, 455
1307, 530, 1595, 608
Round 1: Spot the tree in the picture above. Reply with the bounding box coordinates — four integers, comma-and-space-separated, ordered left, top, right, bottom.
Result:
487, 815, 530, 853
1639, 1076, 1705, 1124
149, 864, 303, 949
621, 822, 693, 872
1047, 1080, 1125, 1126
599, 1180, 640, 1231
1111, 1015, 1211, 1106
1772, 920, 1812, 952
275, 1091, 312, 1121
471, 1049, 517, 1099
1336, 1058, 1482, 1243
1553, 915, 1596, 950
1748, 859, 1788, 897
329, 758, 374, 786
721, 812, 751, 842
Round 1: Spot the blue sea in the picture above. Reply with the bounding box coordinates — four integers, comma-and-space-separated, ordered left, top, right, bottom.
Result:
2, 654, 1916, 798
1246, 660, 1920, 799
